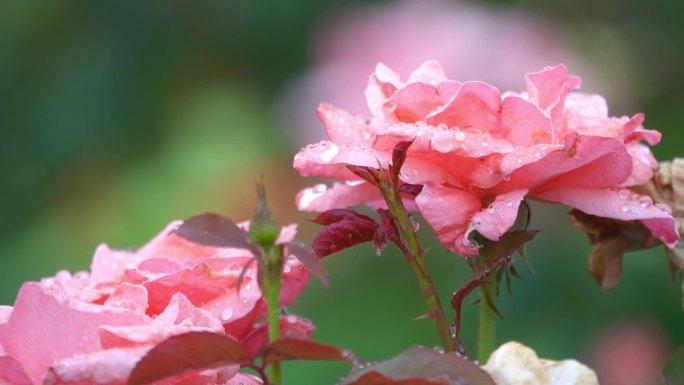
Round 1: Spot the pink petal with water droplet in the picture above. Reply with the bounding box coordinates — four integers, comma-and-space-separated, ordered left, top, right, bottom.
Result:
318, 103, 374, 145
104, 283, 149, 314
622, 142, 658, 186
293, 140, 379, 180
0, 283, 147, 385
415, 185, 482, 256
99, 293, 223, 349
296, 182, 384, 212
468, 189, 529, 241
503, 136, 632, 192
534, 187, 679, 248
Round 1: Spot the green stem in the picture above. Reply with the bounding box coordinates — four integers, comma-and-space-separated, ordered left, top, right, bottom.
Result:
478, 273, 498, 363
263, 246, 283, 385
381, 180, 455, 353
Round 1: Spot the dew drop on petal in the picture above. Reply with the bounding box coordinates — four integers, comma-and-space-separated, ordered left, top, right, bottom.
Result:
638, 196, 652, 207
320, 143, 339, 162
298, 184, 327, 209
362, 131, 372, 141
488, 205, 496, 214
617, 189, 631, 199
221, 307, 234, 321
454, 131, 466, 142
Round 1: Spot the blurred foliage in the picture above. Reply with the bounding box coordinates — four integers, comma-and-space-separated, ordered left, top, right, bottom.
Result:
0, 0, 683, 384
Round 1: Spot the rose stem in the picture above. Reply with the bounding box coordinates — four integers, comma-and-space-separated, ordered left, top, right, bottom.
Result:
478, 273, 498, 363
380, 177, 456, 353
263, 244, 284, 385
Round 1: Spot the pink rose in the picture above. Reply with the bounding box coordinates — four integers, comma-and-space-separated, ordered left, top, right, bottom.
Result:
0, 220, 310, 385
294, 61, 679, 256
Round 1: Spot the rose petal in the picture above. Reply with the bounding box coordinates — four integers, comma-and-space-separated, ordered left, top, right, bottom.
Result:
525, 64, 581, 113
296, 182, 384, 212
427, 81, 501, 133
500, 96, 554, 145
318, 103, 374, 146
534, 187, 679, 247
406, 60, 447, 85
390, 82, 441, 123
415, 185, 482, 256
0, 283, 148, 385
468, 189, 529, 242
44, 346, 149, 385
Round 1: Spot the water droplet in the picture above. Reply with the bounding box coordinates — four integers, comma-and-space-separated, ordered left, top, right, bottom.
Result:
488, 205, 496, 214
454, 131, 466, 142
533, 152, 542, 158
617, 189, 631, 199
221, 307, 234, 321
502, 174, 511, 181
480, 141, 490, 147
621, 204, 633, 213
298, 184, 327, 209
639, 196, 652, 207
320, 143, 339, 162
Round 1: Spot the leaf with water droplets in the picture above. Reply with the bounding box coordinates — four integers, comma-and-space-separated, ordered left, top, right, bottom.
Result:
284, 241, 329, 288
339, 345, 494, 385
311, 209, 379, 258
262, 339, 357, 366
127, 332, 251, 385
175, 213, 261, 256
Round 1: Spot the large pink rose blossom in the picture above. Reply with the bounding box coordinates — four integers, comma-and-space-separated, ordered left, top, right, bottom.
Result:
294, 61, 679, 256
0, 220, 310, 385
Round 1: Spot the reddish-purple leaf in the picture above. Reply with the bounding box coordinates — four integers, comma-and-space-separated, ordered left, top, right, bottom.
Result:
284, 241, 329, 288
311, 209, 376, 226
128, 332, 251, 385
339, 346, 494, 385
348, 372, 444, 385
373, 209, 402, 255
311, 210, 379, 258
398, 183, 423, 196
262, 339, 357, 366
451, 230, 539, 350
347, 165, 382, 187
390, 140, 414, 182
175, 213, 261, 256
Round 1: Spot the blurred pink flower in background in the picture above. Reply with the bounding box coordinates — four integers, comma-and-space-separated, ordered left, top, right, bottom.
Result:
294, 61, 678, 256
279, 0, 620, 150
586, 320, 671, 385
0, 220, 310, 385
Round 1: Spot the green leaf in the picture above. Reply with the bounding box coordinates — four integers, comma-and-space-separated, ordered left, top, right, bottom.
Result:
339, 346, 495, 385
128, 332, 251, 385
663, 345, 684, 385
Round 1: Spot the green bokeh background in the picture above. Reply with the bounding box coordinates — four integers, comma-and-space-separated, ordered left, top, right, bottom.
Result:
1, 1, 682, 383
